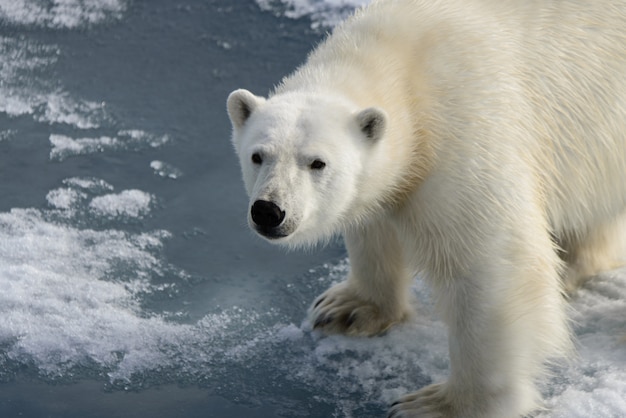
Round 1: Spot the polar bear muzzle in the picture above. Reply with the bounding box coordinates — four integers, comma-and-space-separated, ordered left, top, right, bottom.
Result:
250, 199, 287, 238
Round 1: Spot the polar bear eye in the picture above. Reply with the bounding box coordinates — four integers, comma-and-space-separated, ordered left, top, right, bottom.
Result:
251, 153, 263, 165
310, 159, 326, 170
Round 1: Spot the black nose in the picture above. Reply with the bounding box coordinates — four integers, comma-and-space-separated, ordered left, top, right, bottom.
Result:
251, 200, 285, 228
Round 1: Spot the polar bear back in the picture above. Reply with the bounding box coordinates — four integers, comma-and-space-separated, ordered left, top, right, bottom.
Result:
276, 0, 626, 234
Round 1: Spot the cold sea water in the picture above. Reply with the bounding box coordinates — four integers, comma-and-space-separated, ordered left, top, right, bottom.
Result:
0, 1, 625, 417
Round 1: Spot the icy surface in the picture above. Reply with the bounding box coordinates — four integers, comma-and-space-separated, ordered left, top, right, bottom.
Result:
150, 160, 183, 179
0, 37, 60, 118
0, 0, 126, 28
0, 208, 178, 377
89, 190, 153, 219
50, 131, 169, 160
0, 199, 624, 416
256, 0, 370, 28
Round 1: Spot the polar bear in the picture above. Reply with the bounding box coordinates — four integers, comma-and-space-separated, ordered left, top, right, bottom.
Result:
226, 0, 626, 416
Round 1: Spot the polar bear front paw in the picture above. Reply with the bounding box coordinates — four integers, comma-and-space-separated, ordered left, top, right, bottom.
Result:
310, 281, 407, 336
388, 384, 455, 418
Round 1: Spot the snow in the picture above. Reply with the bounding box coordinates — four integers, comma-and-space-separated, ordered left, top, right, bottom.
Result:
150, 160, 183, 179
89, 190, 153, 219
50, 131, 169, 160
0, 34, 168, 156
0, 0, 127, 29
256, 0, 370, 29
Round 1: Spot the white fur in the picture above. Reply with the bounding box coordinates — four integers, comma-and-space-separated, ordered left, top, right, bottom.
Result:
227, 0, 626, 416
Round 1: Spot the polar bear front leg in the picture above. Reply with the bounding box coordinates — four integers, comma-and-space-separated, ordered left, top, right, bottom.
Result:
388, 227, 571, 417
311, 217, 413, 336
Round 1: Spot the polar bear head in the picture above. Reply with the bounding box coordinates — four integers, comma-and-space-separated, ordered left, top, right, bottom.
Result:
227, 89, 387, 247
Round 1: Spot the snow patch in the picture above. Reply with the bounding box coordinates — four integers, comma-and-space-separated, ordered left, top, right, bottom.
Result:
89, 190, 153, 219
150, 160, 183, 179
50, 131, 169, 160
46, 188, 87, 210
0, 0, 127, 29
256, 0, 370, 29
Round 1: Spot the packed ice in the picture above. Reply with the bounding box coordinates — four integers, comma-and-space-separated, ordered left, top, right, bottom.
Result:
0, 0, 126, 28
49, 131, 169, 161
256, 0, 370, 28
89, 190, 153, 219
150, 160, 183, 179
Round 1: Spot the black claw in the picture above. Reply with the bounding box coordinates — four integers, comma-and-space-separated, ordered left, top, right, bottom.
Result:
313, 315, 334, 328
388, 400, 402, 418
314, 297, 326, 308
345, 312, 357, 328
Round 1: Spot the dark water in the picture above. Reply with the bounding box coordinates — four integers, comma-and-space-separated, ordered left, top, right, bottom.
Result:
0, 1, 357, 417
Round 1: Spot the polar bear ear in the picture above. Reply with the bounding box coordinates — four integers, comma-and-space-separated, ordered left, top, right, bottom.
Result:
227, 89, 265, 129
356, 107, 387, 142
